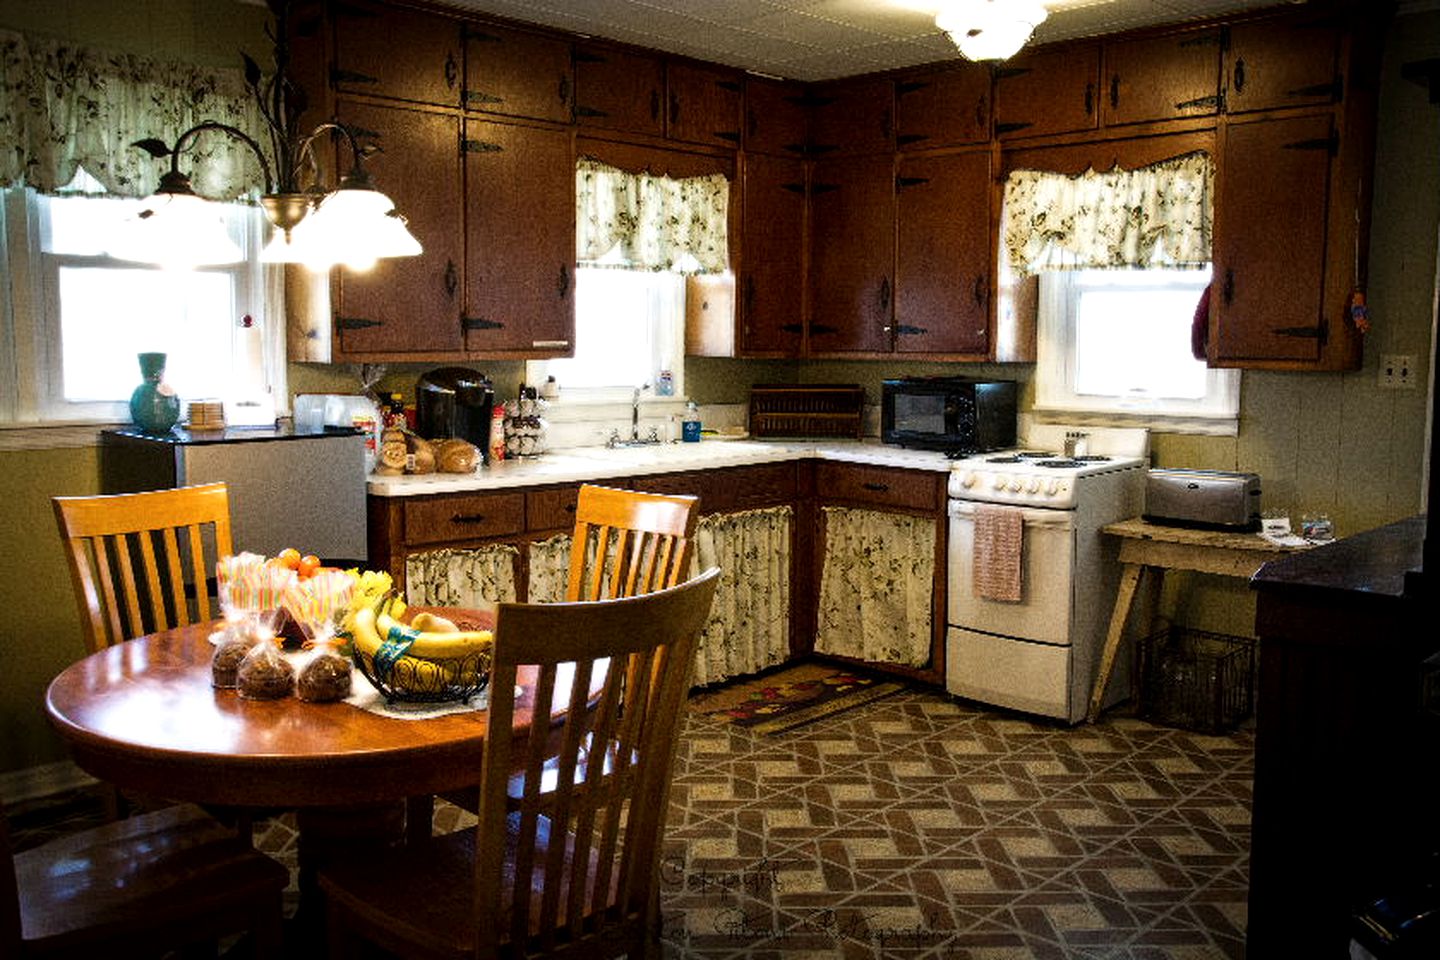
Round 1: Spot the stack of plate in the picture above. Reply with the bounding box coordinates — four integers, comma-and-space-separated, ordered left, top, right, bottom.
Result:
186, 399, 225, 432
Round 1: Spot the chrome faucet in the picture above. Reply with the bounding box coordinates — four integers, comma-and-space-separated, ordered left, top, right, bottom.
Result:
631, 383, 651, 441
605, 384, 661, 448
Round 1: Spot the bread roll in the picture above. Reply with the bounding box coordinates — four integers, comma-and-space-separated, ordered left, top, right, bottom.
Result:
405, 432, 436, 474
435, 438, 480, 474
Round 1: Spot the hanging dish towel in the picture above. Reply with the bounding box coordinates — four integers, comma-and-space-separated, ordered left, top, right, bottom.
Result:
973, 504, 1024, 602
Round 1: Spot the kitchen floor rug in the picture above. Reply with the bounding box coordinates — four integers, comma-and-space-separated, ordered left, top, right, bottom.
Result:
693, 664, 903, 735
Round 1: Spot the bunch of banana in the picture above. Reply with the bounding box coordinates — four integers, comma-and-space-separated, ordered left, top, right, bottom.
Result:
350, 597, 493, 693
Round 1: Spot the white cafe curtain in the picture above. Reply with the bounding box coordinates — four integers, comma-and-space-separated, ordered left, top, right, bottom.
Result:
815, 507, 934, 667
575, 157, 729, 273
1001, 151, 1213, 276
406, 544, 520, 607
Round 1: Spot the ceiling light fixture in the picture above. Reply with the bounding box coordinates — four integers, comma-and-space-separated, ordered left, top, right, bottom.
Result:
111, 2, 420, 271
936, 0, 1050, 62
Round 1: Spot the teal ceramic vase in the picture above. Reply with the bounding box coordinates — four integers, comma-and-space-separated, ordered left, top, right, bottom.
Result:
129, 352, 180, 434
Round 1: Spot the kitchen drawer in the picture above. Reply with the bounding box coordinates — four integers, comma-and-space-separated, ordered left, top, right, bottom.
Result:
816, 462, 942, 512
628, 470, 716, 511
404, 491, 525, 545
725, 462, 797, 510
526, 485, 581, 532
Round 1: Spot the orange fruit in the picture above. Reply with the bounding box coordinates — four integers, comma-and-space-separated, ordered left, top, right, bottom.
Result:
297, 554, 322, 579
276, 547, 302, 570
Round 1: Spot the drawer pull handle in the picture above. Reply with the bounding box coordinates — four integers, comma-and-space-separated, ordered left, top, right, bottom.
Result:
451, 513, 488, 524
861, 482, 889, 492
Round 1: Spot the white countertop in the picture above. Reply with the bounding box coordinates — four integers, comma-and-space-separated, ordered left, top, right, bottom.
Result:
367, 439, 956, 496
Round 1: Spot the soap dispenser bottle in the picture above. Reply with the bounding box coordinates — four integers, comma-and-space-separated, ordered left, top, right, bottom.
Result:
681, 402, 701, 443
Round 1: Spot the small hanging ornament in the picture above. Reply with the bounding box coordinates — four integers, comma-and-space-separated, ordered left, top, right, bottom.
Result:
1348, 288, 1370, 334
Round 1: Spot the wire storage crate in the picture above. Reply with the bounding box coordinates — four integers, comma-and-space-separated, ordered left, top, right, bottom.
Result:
1137, 627, 1255, 733
749, 384, 865, 439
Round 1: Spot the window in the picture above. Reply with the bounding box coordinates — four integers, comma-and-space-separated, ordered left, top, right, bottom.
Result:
1036, 267, 1239, 431
2, 169, 284, 427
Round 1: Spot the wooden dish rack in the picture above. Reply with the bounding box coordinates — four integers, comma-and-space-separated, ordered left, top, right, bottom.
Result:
748, 384, 866, 439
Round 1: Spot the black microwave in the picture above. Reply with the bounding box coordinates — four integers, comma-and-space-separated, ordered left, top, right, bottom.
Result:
881, 377, 1017, 454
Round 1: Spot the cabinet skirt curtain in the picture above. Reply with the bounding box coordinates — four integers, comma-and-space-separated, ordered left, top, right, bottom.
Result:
526, 505, 792, 686
815, 506, 934, 667
404, 543, 520, 606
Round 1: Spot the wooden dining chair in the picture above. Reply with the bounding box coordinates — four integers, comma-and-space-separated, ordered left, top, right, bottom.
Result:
566, 483, 700, 602
321, 566, 721, 960
52, 482, 234, 654
2, 797, 289, 959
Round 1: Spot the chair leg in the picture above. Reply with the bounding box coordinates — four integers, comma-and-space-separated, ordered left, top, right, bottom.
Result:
406, 794, 434, 844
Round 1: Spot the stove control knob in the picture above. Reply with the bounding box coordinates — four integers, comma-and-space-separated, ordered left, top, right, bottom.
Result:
1046, 479, 1062, 495
1012, 478, 1026, 492
991, 473, 1007, 491
959, 471, 977, 489
1026, 478, 1041, 493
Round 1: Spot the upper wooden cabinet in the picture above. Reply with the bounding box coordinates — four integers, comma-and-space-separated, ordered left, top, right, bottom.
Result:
666, 61, 743, 147
895, 151, 992, 357
463, 22, 572, 123
463, 119, 575, 356
572, 44, 664, 136
1223, 15, 1342, 114
994, 44, 1101, 140
809, 154, 896, 354
739, 155, 806, 357
894, 64, 990, 149
744, 77, 807, 156
331, 1, 462, 107
809, 78, 894, 157
1101, 28, 1223, 126
1209, 112, 1334, 365
330, 100, 464, 358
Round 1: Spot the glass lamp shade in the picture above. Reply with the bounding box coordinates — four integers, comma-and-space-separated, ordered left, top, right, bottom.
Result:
294, 187, 423, 272
110, 192, 243, 267
937, 0, 1049, 62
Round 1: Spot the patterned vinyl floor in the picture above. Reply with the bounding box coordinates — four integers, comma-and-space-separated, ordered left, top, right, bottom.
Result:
9, 683, 1253, 960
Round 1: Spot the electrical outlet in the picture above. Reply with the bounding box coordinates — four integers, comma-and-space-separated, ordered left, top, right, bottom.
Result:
1379, 354, 1417, 389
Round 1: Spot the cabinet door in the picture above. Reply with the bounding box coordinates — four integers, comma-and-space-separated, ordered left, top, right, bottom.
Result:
744, 77, 807, 156
994, 44, 1101, 140
463, 22, 572, 124
809, 155, 895, 354
572, 44, 664, 136
1102, 29, 1222, 126
1210, 113, 1333, 363
332, 1, 461, 107
895, 64, 990, 150
740, 155, 805, 356
333, 101, 464, 357
809, 78, 893, 157
667, 61, 743, 148
463, 120, 575, 355
895, 152, 991, 356
1224, 17, 1341, 114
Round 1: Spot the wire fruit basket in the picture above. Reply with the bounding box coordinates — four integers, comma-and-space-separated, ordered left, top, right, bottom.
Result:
350, 605, 493, 704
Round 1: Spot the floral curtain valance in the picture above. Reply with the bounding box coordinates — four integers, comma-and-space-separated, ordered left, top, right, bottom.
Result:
1001, 151, 1213, 276
0, 29, 268, 199
576, 157, 729, 273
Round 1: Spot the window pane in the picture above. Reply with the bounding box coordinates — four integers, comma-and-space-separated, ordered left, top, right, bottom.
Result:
57, 267, 235, 402
548, 268, 683, 389
1074, 286, 1208, 400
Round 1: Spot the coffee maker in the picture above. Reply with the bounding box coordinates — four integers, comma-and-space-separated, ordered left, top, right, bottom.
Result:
416, 368, 495, 459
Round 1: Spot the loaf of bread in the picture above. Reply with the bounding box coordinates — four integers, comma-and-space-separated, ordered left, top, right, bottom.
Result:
405, 432, 436, 474
376, 427, 407, 476
434, 438, 481, 473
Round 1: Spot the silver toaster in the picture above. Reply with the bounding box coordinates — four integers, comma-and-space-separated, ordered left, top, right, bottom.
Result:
1144, 468, 1262, 531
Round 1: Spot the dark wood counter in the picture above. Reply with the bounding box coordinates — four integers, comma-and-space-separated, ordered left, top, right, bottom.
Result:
1247, 514, 1438, 958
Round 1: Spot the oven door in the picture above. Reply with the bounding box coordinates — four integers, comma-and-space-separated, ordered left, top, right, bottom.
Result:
947, 499, 1075, 644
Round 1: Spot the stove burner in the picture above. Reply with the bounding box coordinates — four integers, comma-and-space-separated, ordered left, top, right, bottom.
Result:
986, 455, 1023, 463
1036, 458, 1087, 468
1016, 450, 1058, 458
1075, 454, 1112, 462
944, 448, 978, 460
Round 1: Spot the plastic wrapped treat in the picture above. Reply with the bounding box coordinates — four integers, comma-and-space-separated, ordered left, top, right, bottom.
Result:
296, 643, 352, 702
236, 640, 295, 700
212, 637, 256, 688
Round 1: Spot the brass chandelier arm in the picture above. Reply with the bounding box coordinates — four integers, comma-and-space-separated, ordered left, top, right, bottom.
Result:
149, 120, 276, 196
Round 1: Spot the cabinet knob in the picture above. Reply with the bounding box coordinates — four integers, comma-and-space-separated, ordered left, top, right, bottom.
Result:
444, 52, 457, 90
557, 264, 571, 299
444, 260, 458, 299
1222, 268, 1235, 306
1110, 75, 1120, 109
1084, 82, 1094, 116
1234, 58, 1246, 94
878, 276, 891, 313
557, 74, 570, 106
973, 273, 986, 308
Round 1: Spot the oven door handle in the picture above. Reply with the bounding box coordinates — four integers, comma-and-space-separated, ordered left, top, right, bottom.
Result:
948, 500, 1074, 528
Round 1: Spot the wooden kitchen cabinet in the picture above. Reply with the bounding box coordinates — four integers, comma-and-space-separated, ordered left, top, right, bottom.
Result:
994, 43, 1101, 140
666, 61, 743, 148
331, 0, 462, 107
463, 118, 575, 356
811, 461, 947, 684
894, 64, 990, 150
808, 154, 895, 354
572, 43, 664, 137
1101, 28, 1223, 126
629, 462, 798, 515
1223, 14, 1341, 115
463, 21, 573, 124
1209, 112, 1334, 365
808, 77, 894, 158
330, 100, 465, 358
739, 154, 806, 357
895, 150, 992, 356
743, 77, 808, 157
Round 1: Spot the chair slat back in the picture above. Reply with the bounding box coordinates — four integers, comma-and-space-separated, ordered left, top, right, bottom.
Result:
476, 567, 719, 958
52, 483, 234, 653
566, 484, 699, 603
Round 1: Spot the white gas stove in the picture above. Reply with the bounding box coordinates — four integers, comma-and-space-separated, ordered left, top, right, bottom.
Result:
945, 424, 1150, 723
